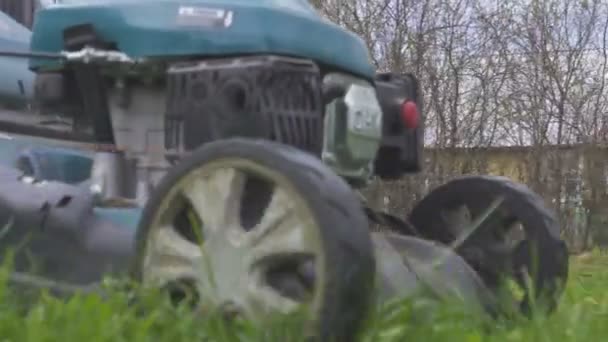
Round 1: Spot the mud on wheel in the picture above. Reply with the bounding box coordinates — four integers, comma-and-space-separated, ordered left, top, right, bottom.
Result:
131, 138, 375, 341
408, 176, 569, 316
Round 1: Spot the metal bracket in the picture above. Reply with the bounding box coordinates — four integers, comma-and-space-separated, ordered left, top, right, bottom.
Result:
0, 47, 139, 64
62, 47, 136, 64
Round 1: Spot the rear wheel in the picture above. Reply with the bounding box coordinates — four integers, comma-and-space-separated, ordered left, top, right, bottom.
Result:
407, 176, 569, 316
131, 138, 375, 341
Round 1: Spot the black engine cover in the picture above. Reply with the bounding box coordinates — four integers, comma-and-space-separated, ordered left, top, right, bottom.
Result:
164, 55, 324, 157
373, 73, 424, 179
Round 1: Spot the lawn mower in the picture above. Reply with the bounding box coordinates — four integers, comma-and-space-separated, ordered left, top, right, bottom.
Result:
0, 1, 569, 340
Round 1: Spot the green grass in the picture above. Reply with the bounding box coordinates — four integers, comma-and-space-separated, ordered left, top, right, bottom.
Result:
0, 251, 606, 341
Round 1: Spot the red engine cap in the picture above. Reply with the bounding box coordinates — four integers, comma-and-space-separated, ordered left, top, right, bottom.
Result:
401, 100, 419, 129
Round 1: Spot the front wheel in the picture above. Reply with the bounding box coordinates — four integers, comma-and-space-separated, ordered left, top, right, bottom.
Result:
131, 138, 375, 341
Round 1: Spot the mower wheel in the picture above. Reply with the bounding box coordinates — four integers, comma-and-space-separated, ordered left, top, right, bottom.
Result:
407, 175, 569, 316
131, 138, 375, 341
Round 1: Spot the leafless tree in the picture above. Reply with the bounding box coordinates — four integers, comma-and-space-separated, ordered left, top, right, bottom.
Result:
314, 0, 608, 249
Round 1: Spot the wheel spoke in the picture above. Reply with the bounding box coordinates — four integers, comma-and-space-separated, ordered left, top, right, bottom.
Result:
143, 225, 204, 286
448, 197, 505, 250
250, 187, 293, 240
247, 188, 319, 260
243, 276, 301, 316
440, 204, 472, 237
182, 168, 246, 233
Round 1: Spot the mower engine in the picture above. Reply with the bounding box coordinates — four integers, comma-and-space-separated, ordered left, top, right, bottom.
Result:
164, 59, 424, 187
33, 36, 422, 197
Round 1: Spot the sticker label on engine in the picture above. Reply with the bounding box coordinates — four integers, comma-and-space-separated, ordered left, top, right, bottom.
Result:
176, 6, 233, 28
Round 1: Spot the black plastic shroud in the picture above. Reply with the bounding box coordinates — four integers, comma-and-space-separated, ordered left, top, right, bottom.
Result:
165, 55, 325, 157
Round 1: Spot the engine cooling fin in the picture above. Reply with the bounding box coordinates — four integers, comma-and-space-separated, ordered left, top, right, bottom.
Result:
164, 55, 324, 158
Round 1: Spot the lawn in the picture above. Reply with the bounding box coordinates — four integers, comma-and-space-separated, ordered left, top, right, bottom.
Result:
0, 250, 605, 341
